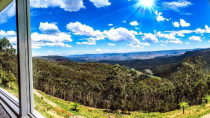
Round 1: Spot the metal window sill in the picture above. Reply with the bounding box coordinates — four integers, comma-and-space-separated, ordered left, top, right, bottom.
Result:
0, 88, 44, 118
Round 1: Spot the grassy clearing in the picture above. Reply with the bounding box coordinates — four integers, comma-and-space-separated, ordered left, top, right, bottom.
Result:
36, 90, 210, 118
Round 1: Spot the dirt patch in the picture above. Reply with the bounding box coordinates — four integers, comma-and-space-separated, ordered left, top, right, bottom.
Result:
33, 89, 57, 107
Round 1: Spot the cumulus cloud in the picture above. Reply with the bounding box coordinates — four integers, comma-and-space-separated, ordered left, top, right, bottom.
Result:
47, 51, 55, 53
186, 42, 189, 44
89, 0, 111, 8
31, 32, 72, 43
0, 30, 16, 37
165, 30, 194, 36
0, 30, 17, 45
108, 24, 113, 26
163, 0, 192, 14
103, 28, 141, 44
189, 36, 202, 42
156, 31, 177, 40
127, 44, 147, 48
155, 10, 171, 22
0, 1, 16, 24
170, 39, 182, 44
45, 42, 72, 47
161, 44, 166, 46
130, 21, 139, 26
195, 25, 210, 34
39, 22, 60, 34
66, 22, 105, 40
76, 40, 96, 45
31, 23, 72, 48
95, 48, 102, 52
30, 0, 85, 12
123, 21, 126, 23
195, 28, 206, 34
142, 33, 159, 43
108, 43, 116, 46
177, 33, 185, 37
172, 21, 180, 28
180, 19, 190, 27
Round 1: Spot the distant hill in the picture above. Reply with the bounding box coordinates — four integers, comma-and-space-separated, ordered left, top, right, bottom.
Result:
35, 56, 71, 62
65, 49, 195, 62
99, 48, 210, 78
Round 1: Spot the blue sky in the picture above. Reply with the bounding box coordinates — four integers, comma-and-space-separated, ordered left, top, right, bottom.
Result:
0, 0, 210, 56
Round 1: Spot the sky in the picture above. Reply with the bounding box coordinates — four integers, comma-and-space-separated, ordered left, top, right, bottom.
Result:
0, 0, 210, 56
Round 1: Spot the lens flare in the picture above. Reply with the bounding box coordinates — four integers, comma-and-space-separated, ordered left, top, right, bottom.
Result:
140, 0, 154, 7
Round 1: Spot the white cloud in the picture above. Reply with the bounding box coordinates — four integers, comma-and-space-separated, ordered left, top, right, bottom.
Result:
104, 27, 141, 44
47, 51, 55, 53
30, 0, 85, 12
66, 22, 105, 40
123, 21, 126, 23
156, 32, 177, 40
65, 44, 72, 47
0, 1, 16, 24
161, 44, 166, 46
108, 43, 116, 46
45, 42, 72, 47
142, 33, 159, 43
30, 23, 73, 49
180, 19, 190, 27
130, 21, 139, 26
108, 24, 113, 26
177, 33, 185, 37
195, 25, 210, 34
95, 48, 102, 52
170, 39, 182, 44
39, 22, 60, 34
189, 36, 202, 42
165, 30, 194, 36
89, 0, 111, 8
76, 40, 96, 45
163, 0, 192, 13
186, 42, 189, 44
155, 10, 171, 22
127, 44, 146, 48
172, 21, 180, 28
0, 30, 16, 37
31, 32, 72, 43
195, 28, 206, 34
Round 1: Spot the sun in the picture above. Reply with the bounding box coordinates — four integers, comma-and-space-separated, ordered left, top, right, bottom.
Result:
139, 0, 154, 7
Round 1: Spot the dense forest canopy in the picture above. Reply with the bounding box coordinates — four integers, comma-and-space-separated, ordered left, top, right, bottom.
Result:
0, 37, 210, 113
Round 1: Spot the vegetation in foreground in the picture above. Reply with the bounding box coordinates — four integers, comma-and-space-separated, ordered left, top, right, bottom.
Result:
1, 37, 210, 117
2, 82, 210, 118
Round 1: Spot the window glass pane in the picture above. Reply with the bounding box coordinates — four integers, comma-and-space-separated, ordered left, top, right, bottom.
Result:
31, 0, 210, 117
0, 1, 18, 98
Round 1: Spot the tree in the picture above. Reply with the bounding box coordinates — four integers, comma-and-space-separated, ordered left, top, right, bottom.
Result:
203, 95, 210, 104
72, 102, 80, 111
179, 102, 189, 114
174, 57, 207, 105
0, 38, 16, 89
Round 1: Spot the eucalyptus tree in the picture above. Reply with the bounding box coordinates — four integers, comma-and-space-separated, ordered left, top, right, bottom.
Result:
0, 38, 16, 89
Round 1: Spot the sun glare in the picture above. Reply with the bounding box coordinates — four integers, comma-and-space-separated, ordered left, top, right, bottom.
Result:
140, 0, 154, 7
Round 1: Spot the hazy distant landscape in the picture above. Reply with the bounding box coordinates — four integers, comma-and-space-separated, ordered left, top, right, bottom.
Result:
64, 49, 194, 62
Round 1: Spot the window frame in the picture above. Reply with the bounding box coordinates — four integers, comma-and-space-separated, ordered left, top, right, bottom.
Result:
0, 0, 44, 117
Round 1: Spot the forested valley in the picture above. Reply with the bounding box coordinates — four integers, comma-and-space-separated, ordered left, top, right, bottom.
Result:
0, 38, 210, 114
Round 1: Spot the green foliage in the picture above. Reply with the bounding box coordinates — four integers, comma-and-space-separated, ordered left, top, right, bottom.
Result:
72, 102, 80, 111
179, 102, 189, 114
202, 95, 210, 106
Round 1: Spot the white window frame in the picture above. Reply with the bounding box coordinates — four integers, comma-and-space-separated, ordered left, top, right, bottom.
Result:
0, 0, 44, 117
